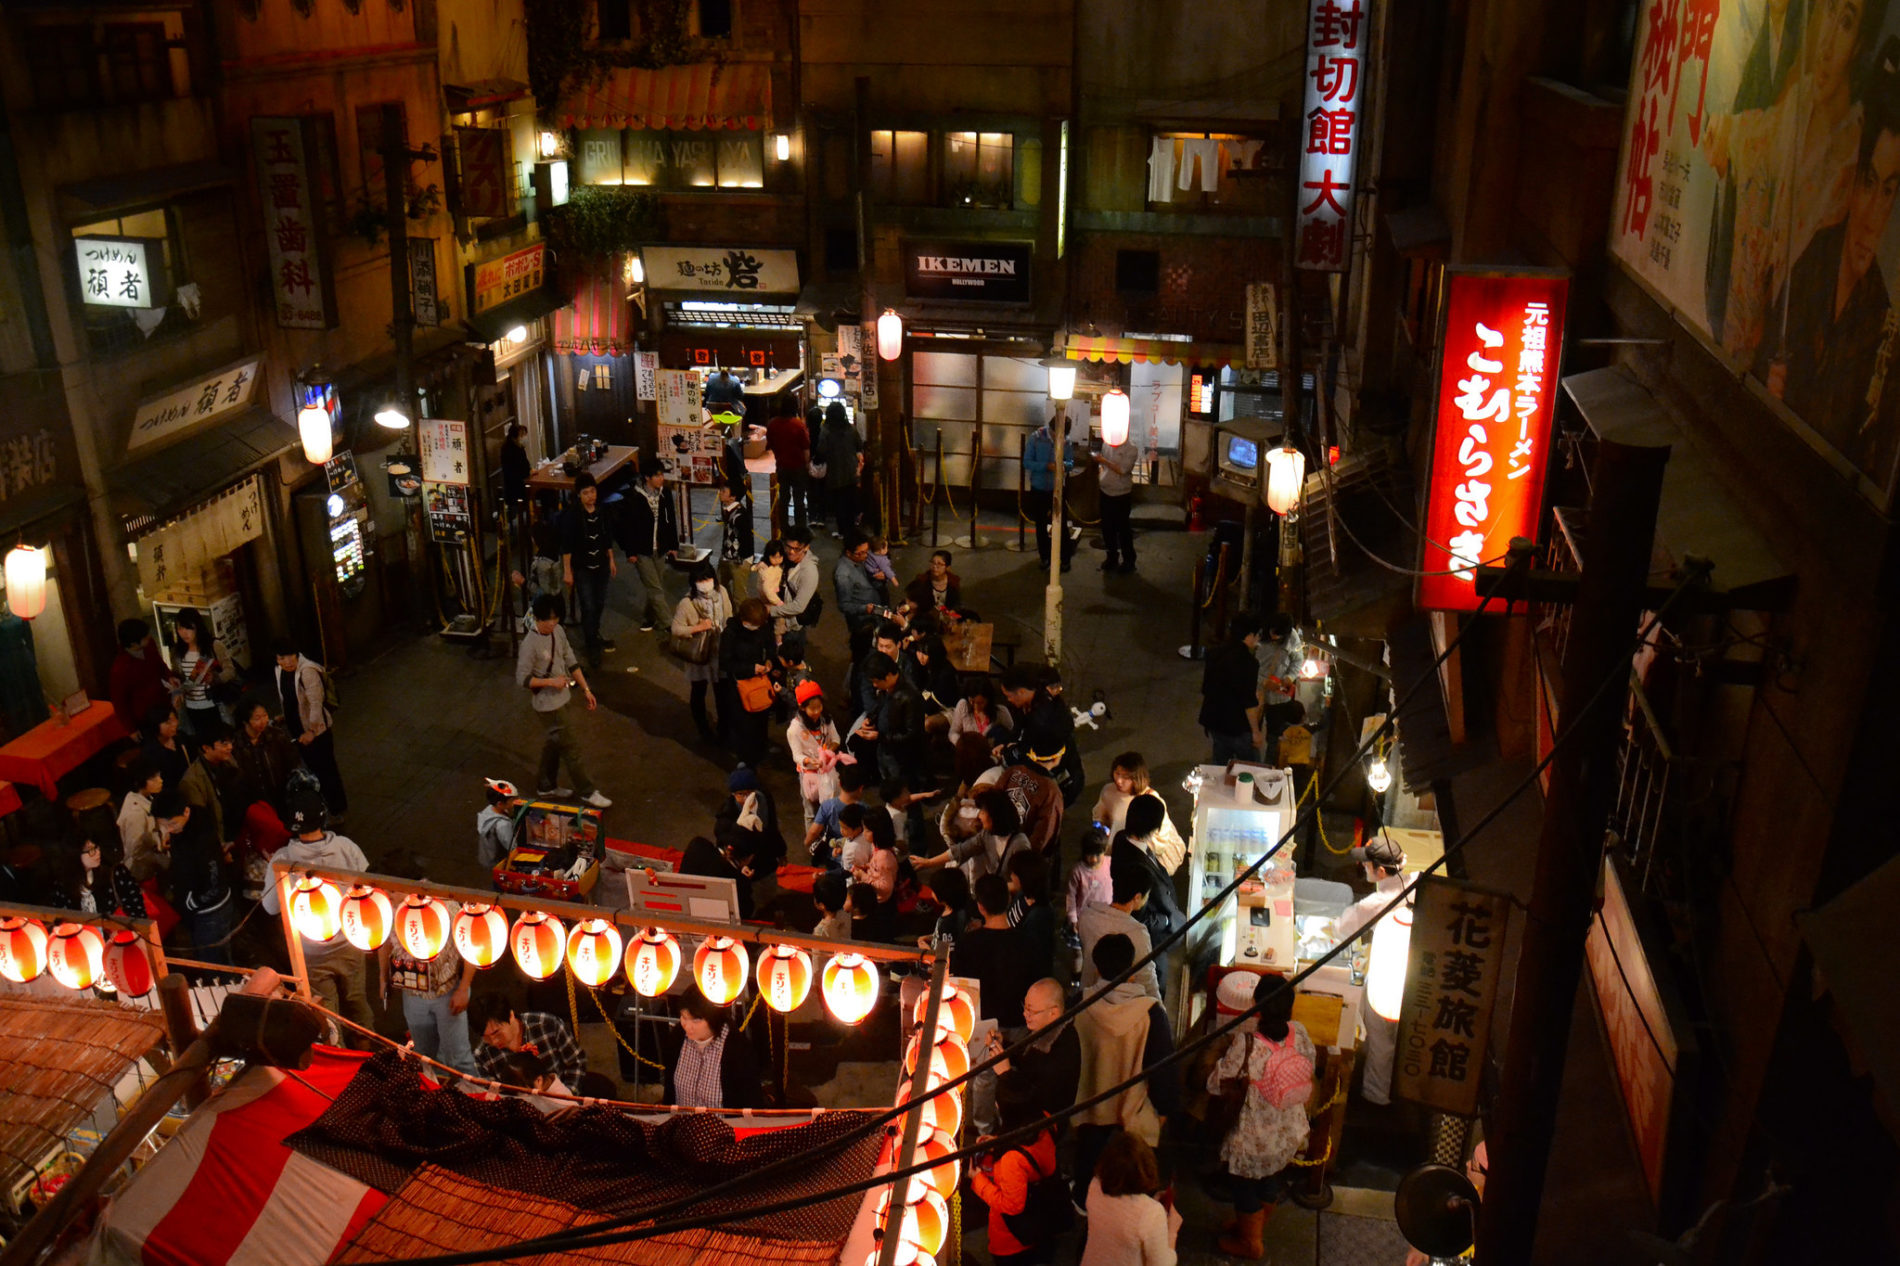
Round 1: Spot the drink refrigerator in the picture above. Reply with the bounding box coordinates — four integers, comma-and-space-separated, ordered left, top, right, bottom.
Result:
1186, 762, 1299, 971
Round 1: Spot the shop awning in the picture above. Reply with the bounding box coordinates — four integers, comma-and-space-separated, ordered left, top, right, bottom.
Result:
1299, 449, 1419, 633
443, 78, 529, 112
1063, 334, 1246, 367
561, 62, 772, 131
466, 281, 572, 348
1563, 366, 1795, 609
60, 159, 233, 211
108, 406, 294, 531
1389, 612, 1495, 792
551, 271, 633, 357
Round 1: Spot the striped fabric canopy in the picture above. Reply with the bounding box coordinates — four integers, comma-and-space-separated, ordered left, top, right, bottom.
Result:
553, 263, 635, 357
1064, 334, 1246, 367
563, 63, 771, 131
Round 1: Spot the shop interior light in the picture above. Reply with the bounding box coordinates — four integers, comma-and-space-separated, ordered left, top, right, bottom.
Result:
453, 903, 509, 969
288, 873, 343, 943
876, 309, 904, 361
0, 916, 49, 984
46, 922, 105, 991
626, 927, 682, 997
817, 377, 843, 399
1100, 388, 1130, 446
510, 910, 566, 980
1301, 655, 1324, 679
695, 935, 750, 1005
339, 885, 394, 951
4, 543, 47, 621
1366, 756, 1394, 795
539, 130, 560, 159
1265, 443, 1307, 516
1366, 903, 1415, 1021
374, 402, 412, 430
1039, 355, 1077, 402
757, 943, 813, 1013
822, 952, 881, 1024
774, 132, 791, 162
625, 254, 645, 285
298, 402, 333, 465
566, 918, 623, 989
396, 893, 452, 961
507, 325, 529, 345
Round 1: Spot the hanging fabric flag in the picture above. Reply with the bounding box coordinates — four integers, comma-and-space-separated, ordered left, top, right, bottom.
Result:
1148, 137, 1176, 203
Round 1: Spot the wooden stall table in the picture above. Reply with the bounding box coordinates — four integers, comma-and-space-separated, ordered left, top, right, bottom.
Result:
0, 703, 130, 800
525, 444, 639, 493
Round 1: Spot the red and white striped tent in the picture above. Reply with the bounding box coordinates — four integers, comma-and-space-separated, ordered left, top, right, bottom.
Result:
82, 1047, 883, 1266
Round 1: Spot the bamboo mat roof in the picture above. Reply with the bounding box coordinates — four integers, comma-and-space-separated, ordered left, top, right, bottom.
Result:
0, 994, 166, 1193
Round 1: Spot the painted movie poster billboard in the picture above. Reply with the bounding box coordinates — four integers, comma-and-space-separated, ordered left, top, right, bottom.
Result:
1611, 0, 1900, 500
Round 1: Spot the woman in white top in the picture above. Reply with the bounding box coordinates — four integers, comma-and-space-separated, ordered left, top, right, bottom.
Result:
946, 676, 1013, 748
1091, 752, 1186, 873
116, 760, 177, 882
1082, 1129, 1177, 1266
785, 681, 842, 828
170, 610, 229, 734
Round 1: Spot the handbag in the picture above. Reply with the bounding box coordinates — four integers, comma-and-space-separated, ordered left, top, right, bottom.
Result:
736, 674, 777, 713
1204, 1034, 1256, 1142
808, 458, 829, 479
668, 627, 718, 665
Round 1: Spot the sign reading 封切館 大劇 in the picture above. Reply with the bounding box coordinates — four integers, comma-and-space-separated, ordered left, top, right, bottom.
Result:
1418, 270, 1568, 612
1294, 0, 1369, 272
903, 241, 1032, 304
1610, 0, 1900, 504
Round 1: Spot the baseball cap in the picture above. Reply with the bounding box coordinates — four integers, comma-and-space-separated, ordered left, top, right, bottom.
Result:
728, 767, 761, 792
286, 788, 329, 835
1349, 834, 1406, 868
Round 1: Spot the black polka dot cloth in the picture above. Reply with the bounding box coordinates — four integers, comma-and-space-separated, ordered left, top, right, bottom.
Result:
285, 1053, 883, 1242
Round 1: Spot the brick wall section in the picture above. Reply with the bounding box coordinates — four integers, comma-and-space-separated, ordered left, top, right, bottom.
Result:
1070, 232, 1280, 344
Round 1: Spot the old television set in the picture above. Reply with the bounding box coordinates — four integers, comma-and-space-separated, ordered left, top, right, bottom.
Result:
1220, 433, 1259, 481
1213, 419, 1274, 492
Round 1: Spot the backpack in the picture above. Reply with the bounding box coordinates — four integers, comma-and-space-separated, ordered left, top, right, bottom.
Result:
320, 664, 342, 713
798, 590, 825, 628
998, 1142, 1074, 1245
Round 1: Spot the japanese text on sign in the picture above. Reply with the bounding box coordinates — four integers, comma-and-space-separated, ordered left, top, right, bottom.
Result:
1419, 271, 1568, 611
654, 368, 702, 430
469, 242, 546, 316
1245, 283, 1281, 370
418, 418, 470, 486
1393, 877, 1511, 1117
252, 117, 333, 330
129, 356, 264, 453
659, 424, 725, 486
75, 237, 166, 310
1586, 858, 1678, 1198
424, 481, 473, 542
634, 351, 658, 401
1295, 0, 1368, 272
410, 239, 440, 328
641, 246, 801, 294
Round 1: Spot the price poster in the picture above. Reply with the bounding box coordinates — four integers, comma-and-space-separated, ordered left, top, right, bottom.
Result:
635, 351, 658, 401
424, 481, 472, 541
655, 369, 702, 429
419, 418, 470, 485
659, 424, 725, 486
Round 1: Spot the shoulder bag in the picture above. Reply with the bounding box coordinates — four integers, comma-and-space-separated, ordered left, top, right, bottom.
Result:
1204, 1033, 1257, 1143
668, 627, 718, 665
736, 674, 777, 713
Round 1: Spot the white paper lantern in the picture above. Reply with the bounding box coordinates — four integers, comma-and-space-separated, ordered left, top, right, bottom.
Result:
877, 309, 904, 361
1264, 443, 1306, 516
5, 544, 46, 620
298, 404, 333, 465
1365, 904, 1414, 1022
1046, 362, 1077, 401
1100, 389, 1130, 447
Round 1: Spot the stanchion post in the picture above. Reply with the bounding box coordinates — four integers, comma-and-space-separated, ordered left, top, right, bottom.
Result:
932, 432, 943, 547
1016, 433, 1027, 553
1181, 554, 1207, 660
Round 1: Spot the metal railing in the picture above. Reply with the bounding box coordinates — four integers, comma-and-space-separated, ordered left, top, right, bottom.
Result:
1611, 671, 1677, 898
1540, 506, 1585, 667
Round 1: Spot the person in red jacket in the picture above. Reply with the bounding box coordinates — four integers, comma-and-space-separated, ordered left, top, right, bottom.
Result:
110, 619, 178, 740
765, 396, 812, 530
971, 1096, 1062, 1264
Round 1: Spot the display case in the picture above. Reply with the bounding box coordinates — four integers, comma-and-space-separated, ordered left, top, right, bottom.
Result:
493, 796, 603, 900
1186, 762, 1299, 969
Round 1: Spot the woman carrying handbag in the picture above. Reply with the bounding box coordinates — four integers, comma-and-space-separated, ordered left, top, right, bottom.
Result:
670, 561, 732, 744
1205, 973, 1316, 1260
717, 598, 780, 767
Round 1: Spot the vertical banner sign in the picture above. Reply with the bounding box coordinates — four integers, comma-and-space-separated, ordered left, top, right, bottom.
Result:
1418, 270, 1569, 610
1245, 283, 1281, 369
456, 127, 511, 219
252, 117, 336, 329
860, 325, 881, 409
409, 239, 440, 327
1394, 876, 1511, 1116
655, 369, 702, 430
418, 418, 470, 485
837, 323, 864, 387
1295, 0, 1367, 271
634, 351, 659, 401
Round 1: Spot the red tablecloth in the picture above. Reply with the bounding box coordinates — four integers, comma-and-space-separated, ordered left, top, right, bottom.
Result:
608, 838, 823, 897
0, 781, 20, 819
0, 702, 129, 799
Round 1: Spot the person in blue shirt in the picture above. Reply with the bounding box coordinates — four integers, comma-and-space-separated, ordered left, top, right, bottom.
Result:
1022, 413, 1079, 570
833, 531, 891, 662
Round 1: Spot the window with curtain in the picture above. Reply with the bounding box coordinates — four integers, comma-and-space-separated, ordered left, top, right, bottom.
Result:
870, 130, 931, 204
943, 131, 1013, 208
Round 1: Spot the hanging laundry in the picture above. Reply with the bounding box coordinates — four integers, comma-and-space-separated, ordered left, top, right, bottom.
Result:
1178, 138, 1221, 192
1148, 137, 1176, 203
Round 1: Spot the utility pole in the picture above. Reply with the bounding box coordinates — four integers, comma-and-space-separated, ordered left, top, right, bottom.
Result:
1476, 439, 1671, 1264
1043, 405, 1067, 663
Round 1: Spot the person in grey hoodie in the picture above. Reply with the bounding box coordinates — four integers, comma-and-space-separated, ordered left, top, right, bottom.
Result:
259, 789, 374, 1036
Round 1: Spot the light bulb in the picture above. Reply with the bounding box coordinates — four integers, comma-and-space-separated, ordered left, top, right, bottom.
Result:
1366, 758, 1393, 794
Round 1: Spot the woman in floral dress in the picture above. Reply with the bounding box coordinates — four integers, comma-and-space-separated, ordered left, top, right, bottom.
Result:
1206, 973, 1315, 1259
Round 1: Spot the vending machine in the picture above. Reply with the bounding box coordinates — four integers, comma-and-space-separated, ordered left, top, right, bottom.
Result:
1187, 762, 1299, 970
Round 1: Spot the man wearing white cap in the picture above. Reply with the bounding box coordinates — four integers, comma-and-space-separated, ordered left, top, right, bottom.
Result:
1338, 833, 1407, 1106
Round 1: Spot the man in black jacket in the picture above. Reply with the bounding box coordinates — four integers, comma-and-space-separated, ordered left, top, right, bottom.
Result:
1116, 794, 1185, 992
1200, 613, 1264, 763
619, 462, 679, 632
560, 471, 617, 666
993, 976, 1081, 1121
862, 651, 927, 798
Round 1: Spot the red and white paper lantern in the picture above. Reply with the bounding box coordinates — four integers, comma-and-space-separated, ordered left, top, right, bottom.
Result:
510, 911, 566, 980
694, 936, 749, 1005
339, 886, 394, 951
626, 928, 681, 997
756, 943, 813, 1013
453, 903, 509, 968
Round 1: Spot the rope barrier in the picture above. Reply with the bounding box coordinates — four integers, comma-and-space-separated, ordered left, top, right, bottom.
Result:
576, 971, 667, 1072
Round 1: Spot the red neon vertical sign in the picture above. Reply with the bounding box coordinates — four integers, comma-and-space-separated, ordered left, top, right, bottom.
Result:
1418, 271, 1569, 611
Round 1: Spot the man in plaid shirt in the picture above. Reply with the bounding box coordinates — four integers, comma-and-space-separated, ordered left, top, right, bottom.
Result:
466, 996, 588, 1091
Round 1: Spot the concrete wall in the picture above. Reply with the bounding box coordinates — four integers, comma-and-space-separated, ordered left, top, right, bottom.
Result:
1074, 0, 1300, 122
799, 0, 1072, 114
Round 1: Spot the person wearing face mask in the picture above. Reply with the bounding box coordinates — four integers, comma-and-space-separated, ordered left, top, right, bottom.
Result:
1336, 833, 1407, 1106
671, 562, 733, 745
664, 991, 764, 1109
786, 681, 844, 830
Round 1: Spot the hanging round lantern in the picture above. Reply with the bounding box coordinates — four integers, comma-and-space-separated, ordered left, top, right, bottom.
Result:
47, 922, 105, 990
876, 309, 904, 361
298, 403, 333, 465
625, 927, 682, 998
1365, 903, 1415, 1022
895, 1076, 962, 1139
396, 893, 452, 961
911, 983, 977, 1045
913, 1126, 961, 1201
453, 903, 509, 969
694, 936, 749, 1006
566, 918, 623, 988
510, 911, 567, 980
756, 943, 813, 1013
864, 1246, 934, 1266
903, 1030, 971, 1083
4, 544, 46, 620
339, 885, 394, 951
0, 917, 48, 984
103, 931, 156, 996
1264, 443, 1307, 516
822, 952, 881, 1025
876, 1180, 950, 1258
288, 873, 343, 943
1100, 388, 1131, 448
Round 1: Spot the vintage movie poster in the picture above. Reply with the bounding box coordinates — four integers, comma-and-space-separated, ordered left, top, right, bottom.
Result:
1611, 0, 1900, 500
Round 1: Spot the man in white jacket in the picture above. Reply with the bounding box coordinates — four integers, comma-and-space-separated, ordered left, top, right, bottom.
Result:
260, 790, 373, 1037
273, 638, 347, 824
1336, 833, 1408, 1105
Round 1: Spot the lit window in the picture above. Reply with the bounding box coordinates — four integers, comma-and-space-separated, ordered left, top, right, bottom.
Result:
943, 132, 1013, 208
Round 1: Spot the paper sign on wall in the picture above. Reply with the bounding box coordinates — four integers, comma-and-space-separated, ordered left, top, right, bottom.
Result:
418, 418, 470, 485
634, 351, 658, 401
655, 369, 702, 430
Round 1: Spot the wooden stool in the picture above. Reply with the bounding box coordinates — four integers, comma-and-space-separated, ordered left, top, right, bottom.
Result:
65, 787, 111, 815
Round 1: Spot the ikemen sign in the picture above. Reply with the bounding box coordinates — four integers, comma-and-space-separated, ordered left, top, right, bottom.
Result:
904, 241, 1032, 303
1418, 270, 1568, 611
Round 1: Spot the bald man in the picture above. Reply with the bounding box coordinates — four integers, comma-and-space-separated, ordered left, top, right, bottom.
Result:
990, 977, 1080, 1121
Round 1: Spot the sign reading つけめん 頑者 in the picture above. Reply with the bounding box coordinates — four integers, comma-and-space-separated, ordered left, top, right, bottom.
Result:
128, 356, 266, 453
75, 237, 170, 310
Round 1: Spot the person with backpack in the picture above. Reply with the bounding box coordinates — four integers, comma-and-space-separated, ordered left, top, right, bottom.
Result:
1072, 933, 1179, 1206
971, 1096, 1067, 1264
273, 638, 348, 823
1205, 973, 1316, 1259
